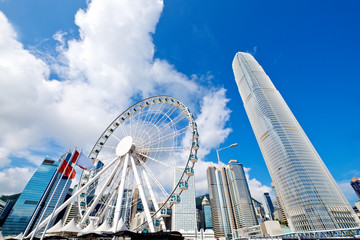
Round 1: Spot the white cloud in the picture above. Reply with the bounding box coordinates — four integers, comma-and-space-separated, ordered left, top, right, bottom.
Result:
244, 167, 273, 201
0, 167, 35, 195
196, 88, 232, 160
0, 0, 272, 201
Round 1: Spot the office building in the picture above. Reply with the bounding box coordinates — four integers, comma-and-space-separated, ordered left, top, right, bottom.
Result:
0, 199, 6, 215
202, 196, 213, 230
232, 52, 360, 231
207, 166, 232, 239
207, 161, 258, 239
171, 167, 197, 232
271, 183, 287, 222
262, 193, 274, 220
252, 198, 265, 223
351, 177, 360, 199
225, 160, 258, 229
0, 200, 15, 227
2, 156, 71, 236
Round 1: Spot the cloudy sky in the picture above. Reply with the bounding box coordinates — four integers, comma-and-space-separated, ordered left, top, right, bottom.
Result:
0, 0, 359, 204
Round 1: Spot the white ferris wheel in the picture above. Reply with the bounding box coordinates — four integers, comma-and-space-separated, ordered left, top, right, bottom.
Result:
58, 96, 199, 233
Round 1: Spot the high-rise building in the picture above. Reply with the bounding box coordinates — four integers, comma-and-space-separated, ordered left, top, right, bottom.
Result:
207, 161, 258, 239
232, 52, 360, 231
207, 166, 232, 239
2, 156, 71, 236
0, 199, 6, 215
262, 193, 274, 220
350, 177, 360, 199
202, 196, 213, 230
171, 167, 196, 232
0, 200, 15, 227
271, 183, 287, 222
252, 198, 265, 223
224, 160, 258, 229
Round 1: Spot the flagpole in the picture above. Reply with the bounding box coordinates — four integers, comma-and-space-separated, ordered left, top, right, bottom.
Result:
40, 149, 81, 240
29, 150, 75, 240
20, 155, 66, 240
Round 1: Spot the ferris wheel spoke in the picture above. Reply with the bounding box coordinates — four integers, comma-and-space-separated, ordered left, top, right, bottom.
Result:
80, 158, 123, 224
138, 159, 170, 198
149, 104, 177, 134
119, 121, 129, 136
97, 154, 118, 162
133, 104, 145, 140
97, 186, 118, 220
101, 145, 117, 150
145, 105, 177, 139
111, 133, 122, 142
134, 107, 155, 144
142, 146, 190, 153
145, 125, 189, 148
143, 114, 188, 145
138, 104, 167, 141
136, 152, 179, 170
148, 103, 167, 127
142, 168, 166, 231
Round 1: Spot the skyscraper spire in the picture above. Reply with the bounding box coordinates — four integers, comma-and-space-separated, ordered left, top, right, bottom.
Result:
232, 52, 360, 231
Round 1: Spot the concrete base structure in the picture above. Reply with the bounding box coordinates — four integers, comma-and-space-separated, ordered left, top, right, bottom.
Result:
238, 221, 283, 238
180, 229, 216, 240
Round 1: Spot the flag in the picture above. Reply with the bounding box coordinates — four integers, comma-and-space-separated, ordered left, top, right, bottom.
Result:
58, 160, 76, 179
76, 152, 96, 170
70, 150, 80, 163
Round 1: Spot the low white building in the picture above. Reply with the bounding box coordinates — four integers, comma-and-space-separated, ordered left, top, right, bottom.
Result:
179, 229, 216, 240
238, 221, 283, 238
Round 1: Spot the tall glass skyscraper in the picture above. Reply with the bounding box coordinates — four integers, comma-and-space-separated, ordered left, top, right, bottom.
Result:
207, 166, 232, 239
207, 161, 258, 239
350, 177, 360, 199
262, 193, 274, 220
2, 157, 71, 236
232, 52, 360, 231
202, 196, 213, 229
171, 167, 196, 232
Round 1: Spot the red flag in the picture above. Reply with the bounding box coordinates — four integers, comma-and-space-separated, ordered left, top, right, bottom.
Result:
70, 150, 80, 163
58, 160, 76, 179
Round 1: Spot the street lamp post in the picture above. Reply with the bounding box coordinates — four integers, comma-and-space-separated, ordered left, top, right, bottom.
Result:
215, 143, 238, 240
216, 143, 238, 167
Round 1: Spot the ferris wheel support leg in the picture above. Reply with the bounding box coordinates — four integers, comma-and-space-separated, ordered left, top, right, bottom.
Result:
130, 154, 155, 232
142, 169, 166, 231
27, 156, 120, 237
113, 153, 130, 232
81, 158, 123, 224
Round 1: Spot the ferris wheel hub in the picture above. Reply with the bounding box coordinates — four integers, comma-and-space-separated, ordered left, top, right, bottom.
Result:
116, 136, 133, 156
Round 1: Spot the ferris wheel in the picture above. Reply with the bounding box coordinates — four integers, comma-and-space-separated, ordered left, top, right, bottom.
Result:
73, 96, 199, 232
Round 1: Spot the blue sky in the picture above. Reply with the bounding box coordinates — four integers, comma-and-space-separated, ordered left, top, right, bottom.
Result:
0, 0, 359, 204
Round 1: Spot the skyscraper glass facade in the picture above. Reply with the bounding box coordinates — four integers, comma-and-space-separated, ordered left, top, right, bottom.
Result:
232, 52, 360, 231
350, 177, 360, 199
2, 157, 71, 236
262, 193, 274, 220
225, 160, 258, 229
171, 167, 196, 232
203, 201, 213, 229
2, 158, 59, 236
207, 166, 232, 239
207, 161, 257, 239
